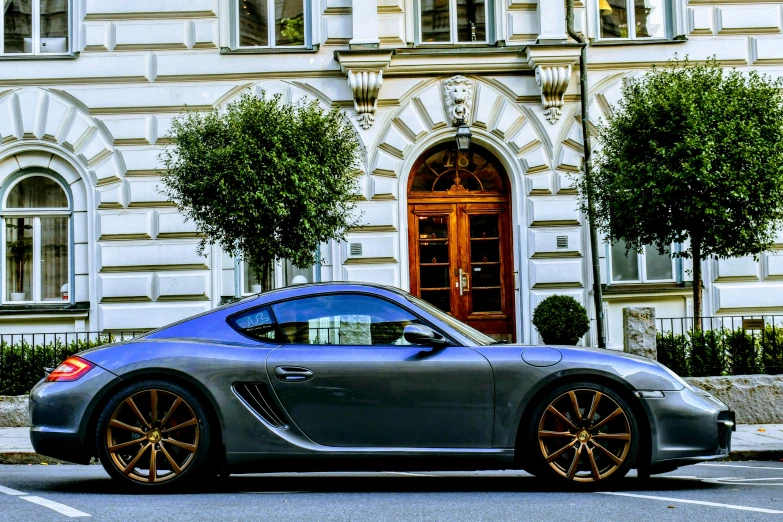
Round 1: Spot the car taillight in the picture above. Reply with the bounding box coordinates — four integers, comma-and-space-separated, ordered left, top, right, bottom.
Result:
45, 356, 94, 382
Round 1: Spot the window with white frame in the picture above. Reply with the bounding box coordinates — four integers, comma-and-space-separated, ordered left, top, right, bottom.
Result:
418, 0, 488, 44
2, 174, 71, 304
610, 243, 674, 283
236, 0, 308, 48
240, 258, 314, 295
598, 0, 667, 40
2, 0, 71, 55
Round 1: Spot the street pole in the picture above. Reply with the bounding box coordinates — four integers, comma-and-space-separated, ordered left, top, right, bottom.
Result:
566, 0, 606, 348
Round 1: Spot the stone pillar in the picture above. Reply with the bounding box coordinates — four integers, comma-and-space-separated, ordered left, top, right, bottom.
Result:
623, 307, 657, 360
349, 0, 380, 48
537, 0, 567, 43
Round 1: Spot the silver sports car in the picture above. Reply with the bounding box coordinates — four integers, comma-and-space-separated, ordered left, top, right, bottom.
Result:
29, 283, 733, 489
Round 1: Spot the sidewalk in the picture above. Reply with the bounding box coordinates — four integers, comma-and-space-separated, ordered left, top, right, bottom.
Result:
1, 425, 782, 464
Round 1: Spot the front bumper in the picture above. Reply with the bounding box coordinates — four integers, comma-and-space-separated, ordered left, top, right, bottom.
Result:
644, 386, 732, 468
29, 365, 120, 464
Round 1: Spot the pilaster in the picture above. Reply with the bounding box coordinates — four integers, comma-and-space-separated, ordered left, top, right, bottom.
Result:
349, 0, 380, 49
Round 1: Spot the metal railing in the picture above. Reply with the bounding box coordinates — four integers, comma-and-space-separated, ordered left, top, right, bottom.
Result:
656, 316, 783, 377
0, 331, 142, 396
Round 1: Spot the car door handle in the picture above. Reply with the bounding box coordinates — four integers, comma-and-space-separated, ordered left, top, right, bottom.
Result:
274, 366, 314, 382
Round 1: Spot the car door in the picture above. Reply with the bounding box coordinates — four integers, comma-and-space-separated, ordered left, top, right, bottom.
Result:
262, 292, 495, 448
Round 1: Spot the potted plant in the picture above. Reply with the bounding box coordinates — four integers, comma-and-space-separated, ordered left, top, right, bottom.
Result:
532, 295, 590, 346
6, 219, 32, 301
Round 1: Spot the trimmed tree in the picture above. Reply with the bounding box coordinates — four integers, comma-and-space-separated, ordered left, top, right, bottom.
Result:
160, 92, 363, 290
582, 57, 783, 326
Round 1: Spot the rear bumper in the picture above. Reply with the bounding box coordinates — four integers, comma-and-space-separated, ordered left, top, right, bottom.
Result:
29, 365, 120, 464
645, 387, 732, 467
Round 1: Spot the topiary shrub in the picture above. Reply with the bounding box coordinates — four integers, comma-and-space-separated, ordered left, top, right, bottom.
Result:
760, 325, 783, 375
689, 329, 725, 377
725, 328, 762, 375
532, 295, 590, 346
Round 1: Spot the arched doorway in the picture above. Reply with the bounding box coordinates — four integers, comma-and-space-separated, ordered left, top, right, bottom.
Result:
407, 142, 515, 342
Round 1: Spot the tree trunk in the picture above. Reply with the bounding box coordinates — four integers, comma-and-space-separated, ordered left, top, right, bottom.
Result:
261, 261, 270, 293
692, 237, 702, 332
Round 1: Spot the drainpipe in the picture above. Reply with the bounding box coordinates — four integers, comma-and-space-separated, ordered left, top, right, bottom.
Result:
566, 0, 606, 348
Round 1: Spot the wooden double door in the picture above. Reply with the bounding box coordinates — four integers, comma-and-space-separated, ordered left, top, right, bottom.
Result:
408, 201, 515, 342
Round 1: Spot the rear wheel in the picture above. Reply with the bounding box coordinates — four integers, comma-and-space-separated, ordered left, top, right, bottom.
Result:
96, 380, 211, 488
527, 382, 639, 487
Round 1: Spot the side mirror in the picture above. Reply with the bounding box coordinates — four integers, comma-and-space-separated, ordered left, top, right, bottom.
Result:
403, 324, 447, 347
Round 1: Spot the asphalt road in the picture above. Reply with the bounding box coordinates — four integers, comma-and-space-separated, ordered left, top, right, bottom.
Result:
1, 462, 783, 521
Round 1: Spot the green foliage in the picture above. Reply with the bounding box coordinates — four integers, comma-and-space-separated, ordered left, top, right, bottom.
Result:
159, 93, 363, 285
582, 57, 783, 318
532, 295, 590, 344
0, 337, 114, 396
584, 57, 783, 260
656, 325, 783, 377
279, 15, 305, 44
655, 332, 690, 376
761, 325, 783, 375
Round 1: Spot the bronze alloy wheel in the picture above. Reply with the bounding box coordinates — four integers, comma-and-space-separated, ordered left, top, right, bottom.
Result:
537, 388, 632, 483
105, 388, 200, 484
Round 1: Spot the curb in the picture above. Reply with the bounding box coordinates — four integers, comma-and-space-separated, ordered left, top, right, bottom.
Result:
0, 452, 75, 465
728, 450, 783, 462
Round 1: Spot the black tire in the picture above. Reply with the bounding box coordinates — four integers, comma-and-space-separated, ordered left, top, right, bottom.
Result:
526, 381, 640, 488
96, 380, 212, 489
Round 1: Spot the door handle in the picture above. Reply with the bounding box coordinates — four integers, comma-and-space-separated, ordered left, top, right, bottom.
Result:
274, 366, 314, 382
459, 268, 469, 295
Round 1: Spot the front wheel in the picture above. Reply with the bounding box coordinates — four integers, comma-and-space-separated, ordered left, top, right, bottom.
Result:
527, 382, 639, 487
96, 380, 211, 488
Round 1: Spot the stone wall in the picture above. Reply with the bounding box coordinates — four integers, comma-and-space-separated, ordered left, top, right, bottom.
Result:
0, 396, 30, 427
685, 375, 783, 424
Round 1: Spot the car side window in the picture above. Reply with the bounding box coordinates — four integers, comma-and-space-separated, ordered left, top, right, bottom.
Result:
229, 306, 285, 343
270, 294, 423, 346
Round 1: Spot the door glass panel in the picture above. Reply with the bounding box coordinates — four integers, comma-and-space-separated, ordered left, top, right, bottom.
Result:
644, 245, 673, 280
40, 0, 69, 53
469, 214, 502, 313
271, 294, 422, 346
418, 215, 451, 313
239, 0, 269, 46
611, 242, 639, 281
5, 217, 33, 301
472, 289, 501, 312
420, 0, 450, 42
456, 0, 485, 42
229, 305, 285, 342
40, 217, 68, 301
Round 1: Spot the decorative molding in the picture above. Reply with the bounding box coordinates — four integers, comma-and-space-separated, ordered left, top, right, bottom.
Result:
525, 45, 581, 124
442, 75, 474, 126
348, 70, 383, 129
335, 50, 392, 130
535, 64, 572, 123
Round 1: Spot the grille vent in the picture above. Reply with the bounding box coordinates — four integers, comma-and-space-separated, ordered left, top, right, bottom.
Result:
234, 383, 287, 428
349, 242, 363, 256
556, 236, 568, 249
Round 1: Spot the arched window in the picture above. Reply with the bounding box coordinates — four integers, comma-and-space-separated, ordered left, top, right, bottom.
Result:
2, 174, 71, 304
409, 143, 507, 194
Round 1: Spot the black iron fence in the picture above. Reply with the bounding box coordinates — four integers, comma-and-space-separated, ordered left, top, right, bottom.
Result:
656, 316, 783, 377
0, 331, 141, 396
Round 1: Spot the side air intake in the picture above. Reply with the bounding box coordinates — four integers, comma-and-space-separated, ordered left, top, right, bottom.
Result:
233, 383, 287, 428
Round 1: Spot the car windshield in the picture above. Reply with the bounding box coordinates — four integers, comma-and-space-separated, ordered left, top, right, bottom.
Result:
404, 293, 496, 346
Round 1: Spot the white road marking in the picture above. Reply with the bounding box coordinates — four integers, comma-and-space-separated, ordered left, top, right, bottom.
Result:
0, 485, 26, 496
21, 496, 91, 518
385, 471, 431, 477
598, 492, 783, 514
0, 483, 91, 518
696, 463, 783, 471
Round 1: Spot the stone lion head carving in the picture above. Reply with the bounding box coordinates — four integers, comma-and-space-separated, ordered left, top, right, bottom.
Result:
442, 75, 474, 126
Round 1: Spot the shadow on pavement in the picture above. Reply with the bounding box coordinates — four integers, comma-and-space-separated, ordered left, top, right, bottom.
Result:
43, 473, 721, 496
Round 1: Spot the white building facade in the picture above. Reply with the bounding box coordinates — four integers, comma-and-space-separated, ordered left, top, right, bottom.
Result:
0, 0, 781, 346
